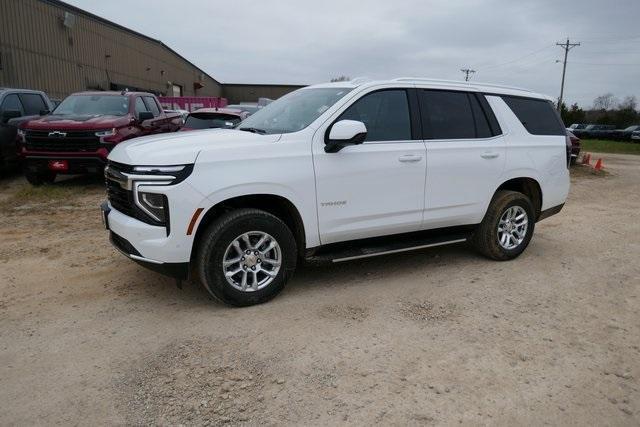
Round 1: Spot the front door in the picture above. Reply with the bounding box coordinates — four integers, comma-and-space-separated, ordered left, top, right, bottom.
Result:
312, 88, 427, 244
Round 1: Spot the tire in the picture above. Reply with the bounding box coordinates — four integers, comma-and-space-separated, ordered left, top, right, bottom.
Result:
471, 190, 535, 261
25, 170, 56, 186
196, 208, 297, 307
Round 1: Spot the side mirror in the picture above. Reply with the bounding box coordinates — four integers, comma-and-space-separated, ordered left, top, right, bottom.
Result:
39, 109, 50, 116
1, 110, 21, 123
324, 120, 367, 153
138, 111, 154, 122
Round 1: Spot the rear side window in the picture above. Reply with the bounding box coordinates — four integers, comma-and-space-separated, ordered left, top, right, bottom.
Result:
1, 94, 24, 114
420, 90, 476, 139
469, 94, 493, 138
339, 89, 411, 142
502, 96, 565, 136
19, 93, 47, 115
143, 96, 161, 117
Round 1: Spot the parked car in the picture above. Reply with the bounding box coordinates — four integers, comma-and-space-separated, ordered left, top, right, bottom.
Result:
632, 130, 640, 142
101, 78, 570, 306
572, 124, 616, 139
179, 108, 247, 132
567, 123, 587, 131
567, 130, 581, 165
164, 109, 189, 125
18, 91, 182, 185
225, 104, 260, 116
612, 125, 640, 141
0, 88, 55, 173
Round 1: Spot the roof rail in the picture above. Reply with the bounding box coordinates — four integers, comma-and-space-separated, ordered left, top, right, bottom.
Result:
349, 76, 372, 85
391, 77, 531, 92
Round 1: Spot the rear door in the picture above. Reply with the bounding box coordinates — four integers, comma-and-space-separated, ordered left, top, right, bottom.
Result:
313, 88, 427, 244
420, 89, 506, 228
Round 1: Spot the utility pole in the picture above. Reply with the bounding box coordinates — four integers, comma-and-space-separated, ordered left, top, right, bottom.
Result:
556, 38, 580, 110
460, 68, 476, 81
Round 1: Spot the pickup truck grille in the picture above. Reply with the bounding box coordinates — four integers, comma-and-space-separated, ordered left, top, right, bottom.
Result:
105, 162, 136, 217
25, 130, 100, 152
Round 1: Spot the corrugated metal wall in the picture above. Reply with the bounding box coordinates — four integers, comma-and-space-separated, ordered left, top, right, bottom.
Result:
222, 84, 306, 104
0, 0, 222, 100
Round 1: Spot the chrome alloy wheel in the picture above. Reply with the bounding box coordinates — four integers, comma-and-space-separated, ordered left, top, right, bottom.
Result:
222, 231, 282, 292
497, 206, 528, 250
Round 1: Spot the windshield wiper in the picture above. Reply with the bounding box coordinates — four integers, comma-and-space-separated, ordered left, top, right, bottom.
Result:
238, 127, 266, 134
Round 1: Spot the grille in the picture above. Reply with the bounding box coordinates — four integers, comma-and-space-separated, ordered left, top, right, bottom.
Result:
105, 162, 135, 217
25, 130, 100, 152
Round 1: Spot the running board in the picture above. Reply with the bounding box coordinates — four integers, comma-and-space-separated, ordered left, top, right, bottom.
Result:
305, 227, 472, 265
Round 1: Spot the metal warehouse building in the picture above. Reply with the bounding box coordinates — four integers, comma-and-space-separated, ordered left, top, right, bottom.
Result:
0, 0, 303, 102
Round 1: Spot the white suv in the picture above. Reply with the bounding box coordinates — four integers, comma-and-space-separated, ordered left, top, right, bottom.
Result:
101, 78, 570, 306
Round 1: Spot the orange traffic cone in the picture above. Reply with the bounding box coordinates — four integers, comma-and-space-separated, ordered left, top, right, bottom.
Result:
594, 158, 603, 171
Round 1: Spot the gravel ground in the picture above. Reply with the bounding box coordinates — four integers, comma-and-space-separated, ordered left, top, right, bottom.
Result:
0, 153, 638, 425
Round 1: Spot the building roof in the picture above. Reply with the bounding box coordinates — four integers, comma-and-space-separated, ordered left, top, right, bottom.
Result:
39, 0, 220, 84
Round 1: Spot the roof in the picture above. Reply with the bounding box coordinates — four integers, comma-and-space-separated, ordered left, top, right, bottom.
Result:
68, 91, 154, 97
39, 0, 220, 84
0, 88, 49, 95
190, 108, 244, 116
306, 77, 552, 100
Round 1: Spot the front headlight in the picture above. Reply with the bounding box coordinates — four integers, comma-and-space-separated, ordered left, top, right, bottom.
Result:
95, 128, 117, 137
136, 191, 168, 223
17, 129, 26, 142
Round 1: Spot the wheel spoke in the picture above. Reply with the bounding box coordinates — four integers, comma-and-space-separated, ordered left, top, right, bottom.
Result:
223, 257, 242, 266
253, 234, 268, 250
241, 234, 251, 249
250, 271, 258, 290
225, 268, 242, 277
262, 258, 281, 267
260, 241, 277, 255
240, 270, 248, 291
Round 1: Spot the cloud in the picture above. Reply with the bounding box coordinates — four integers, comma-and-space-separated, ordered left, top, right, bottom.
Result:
64, 0, 640, 107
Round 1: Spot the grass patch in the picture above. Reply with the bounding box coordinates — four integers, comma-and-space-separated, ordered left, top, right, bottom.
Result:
580, 139, 640, 155
0, 184, 80, 211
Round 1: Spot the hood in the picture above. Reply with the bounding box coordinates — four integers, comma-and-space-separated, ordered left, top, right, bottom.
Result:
23, 114, 131, 130
108, 129, 281, 165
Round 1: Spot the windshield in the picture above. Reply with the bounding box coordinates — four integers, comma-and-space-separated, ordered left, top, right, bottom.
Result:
53, 95, 129, 116
237, 88, 352, 135
184, 113, 241, 129
624, 125, 639, 131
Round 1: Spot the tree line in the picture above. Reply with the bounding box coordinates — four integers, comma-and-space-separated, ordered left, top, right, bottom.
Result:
560, 94, 639, 128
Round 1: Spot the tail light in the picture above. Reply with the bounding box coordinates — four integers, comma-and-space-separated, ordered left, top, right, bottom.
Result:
565, 134, 572, 168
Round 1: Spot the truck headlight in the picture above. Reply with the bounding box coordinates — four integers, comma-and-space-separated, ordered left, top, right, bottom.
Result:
95, 128, 117, 137
17, 129, 26, 142
136, 191, 168, 223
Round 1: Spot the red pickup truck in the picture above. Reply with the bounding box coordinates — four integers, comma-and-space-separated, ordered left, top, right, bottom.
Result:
17, 91, 182, 185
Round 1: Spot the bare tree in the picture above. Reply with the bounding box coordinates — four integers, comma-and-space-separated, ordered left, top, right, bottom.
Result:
592, 93, 618, 111
619, 95, 638, 111
330, 75, 350, 82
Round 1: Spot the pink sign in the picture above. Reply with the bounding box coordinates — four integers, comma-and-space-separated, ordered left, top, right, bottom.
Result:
158, 96, 228, 112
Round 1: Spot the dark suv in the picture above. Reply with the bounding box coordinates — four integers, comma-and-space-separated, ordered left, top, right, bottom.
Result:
0, 88, 54, 173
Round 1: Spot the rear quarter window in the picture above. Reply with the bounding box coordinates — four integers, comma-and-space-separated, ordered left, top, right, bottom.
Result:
501, 96, 565, 136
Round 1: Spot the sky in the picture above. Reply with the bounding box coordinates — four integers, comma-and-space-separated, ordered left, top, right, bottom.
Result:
64, 0, 640, 108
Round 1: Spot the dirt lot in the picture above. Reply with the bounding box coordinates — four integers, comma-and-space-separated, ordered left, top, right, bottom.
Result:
1, 154, 638, 425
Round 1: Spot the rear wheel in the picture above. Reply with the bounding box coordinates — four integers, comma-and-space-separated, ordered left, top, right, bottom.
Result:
471, 190, 535, 260
25, 170, 56, 186
196, 209, 297, 307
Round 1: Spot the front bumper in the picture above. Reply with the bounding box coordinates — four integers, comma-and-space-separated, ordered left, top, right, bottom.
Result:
102, 201, 189, 279
24, 154, 107, 174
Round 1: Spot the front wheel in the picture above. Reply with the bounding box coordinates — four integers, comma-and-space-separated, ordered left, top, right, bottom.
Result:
471, 190, 535, 260
196, 209, 297, 307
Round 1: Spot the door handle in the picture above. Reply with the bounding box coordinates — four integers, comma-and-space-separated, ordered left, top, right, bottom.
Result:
398, 154, 423, 163
481, 152, 499, 159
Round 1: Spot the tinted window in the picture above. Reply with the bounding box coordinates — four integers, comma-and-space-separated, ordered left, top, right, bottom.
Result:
339, 90, 411, 141
1, 94, 24, 114
502, 96, 565, 136
469, 94, 493, 138
143, 96, 161, 117
19, 93, 47, 115
135, 97, 149, 116
185, 113, 242, 129
421, 90, 475, 139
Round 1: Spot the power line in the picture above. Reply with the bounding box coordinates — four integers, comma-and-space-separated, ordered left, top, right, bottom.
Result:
556, 38, 580, 109
460, 68, 476, 81
476, 44, 553, 70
